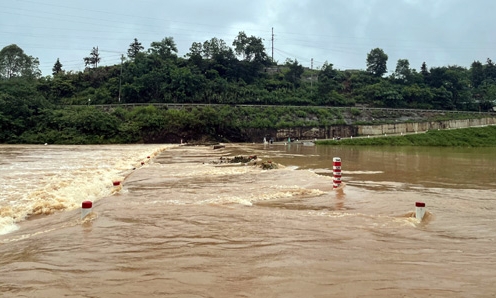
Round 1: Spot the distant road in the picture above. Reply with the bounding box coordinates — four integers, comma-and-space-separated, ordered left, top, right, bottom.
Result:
72, 103, 495, 115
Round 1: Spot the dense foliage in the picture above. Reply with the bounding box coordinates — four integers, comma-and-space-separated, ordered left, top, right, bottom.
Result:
1, 32, 496, 144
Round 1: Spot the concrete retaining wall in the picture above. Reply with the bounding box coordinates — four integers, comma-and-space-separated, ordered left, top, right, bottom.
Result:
244, 118, 496, 141
276, 126, 357, 140
357, 118, 496, 136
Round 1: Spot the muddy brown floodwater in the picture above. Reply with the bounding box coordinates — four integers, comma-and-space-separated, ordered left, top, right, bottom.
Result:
1, 143, 496, 297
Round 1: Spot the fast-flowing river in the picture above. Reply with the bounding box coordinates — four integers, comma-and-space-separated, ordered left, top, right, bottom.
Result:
1, 143, 496, 297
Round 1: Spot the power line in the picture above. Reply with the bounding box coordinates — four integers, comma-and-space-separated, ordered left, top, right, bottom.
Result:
2, 1, 492, 75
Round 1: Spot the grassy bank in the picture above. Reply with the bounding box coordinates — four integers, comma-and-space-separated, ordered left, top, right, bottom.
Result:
315, 126, 496, 147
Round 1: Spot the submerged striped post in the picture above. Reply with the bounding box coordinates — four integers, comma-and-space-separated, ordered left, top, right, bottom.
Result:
333, 157, 342, 188
415, 202, 426, 220
81, 201, 93, 219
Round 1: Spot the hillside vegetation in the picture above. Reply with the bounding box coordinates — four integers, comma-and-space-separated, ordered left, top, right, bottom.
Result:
1, 34, 496, 144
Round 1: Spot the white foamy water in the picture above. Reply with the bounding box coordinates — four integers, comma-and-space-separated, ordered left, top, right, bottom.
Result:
0, 144, 170, 235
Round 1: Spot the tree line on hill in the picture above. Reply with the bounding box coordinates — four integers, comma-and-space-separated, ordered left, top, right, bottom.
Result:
1, 32, 496, 144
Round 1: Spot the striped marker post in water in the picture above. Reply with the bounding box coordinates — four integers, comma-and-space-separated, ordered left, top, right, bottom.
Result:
415, 202, 426, 220
81, 201, 93, 219
333, 157, 342, 189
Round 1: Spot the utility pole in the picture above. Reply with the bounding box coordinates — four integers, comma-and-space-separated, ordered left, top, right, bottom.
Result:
271, 27, 274, 62
311, 58, 314, 87
118, 54, 124, 102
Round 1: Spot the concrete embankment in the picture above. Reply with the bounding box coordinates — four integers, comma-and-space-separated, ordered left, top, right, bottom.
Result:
357, 118, 496, 136
260, 117, 496, 142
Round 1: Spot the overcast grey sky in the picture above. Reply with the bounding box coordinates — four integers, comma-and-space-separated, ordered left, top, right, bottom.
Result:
1, 0, 495, 76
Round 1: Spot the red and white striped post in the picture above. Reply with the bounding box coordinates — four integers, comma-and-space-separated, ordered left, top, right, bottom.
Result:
415, 202, 426, 220
333, 157, 342, 188
81, 201, 93, 219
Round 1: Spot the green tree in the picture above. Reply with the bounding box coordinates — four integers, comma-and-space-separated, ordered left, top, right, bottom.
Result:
468, 61, 484, 89
52, 58, 63, 76
420, 62, 429, 76
202, 38, 231, 59
284, 59, 304, 87
198, 38, 238, 80
232, 31, 269, 64
479, 84, 496, 111
127, 38, 144, 60
232, 31, 270, 82
186, 41, 204, 68
420, 61, 430, 84
168, 67, 206, 103
432, 86, 454, 110
232, 31, 249, 60
0, 44, 41, 79
319, 61, 339, 81
376, 81, 404, 108
484, 58, 496, 81
50, 76, 75, 101
346, 70, 380, 102
317, 61, 342, 100
187, 42, 203, 58
83, 46, 100, 68
402, 84, 434, 108
430, 66, 470, 109
0, 77, 49, 141
393, 59, 412, 83
149, 37, 178, 60
366, 48, 388, 77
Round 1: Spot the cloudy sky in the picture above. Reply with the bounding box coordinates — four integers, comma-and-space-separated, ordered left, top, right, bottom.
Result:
1, 0, 495, 76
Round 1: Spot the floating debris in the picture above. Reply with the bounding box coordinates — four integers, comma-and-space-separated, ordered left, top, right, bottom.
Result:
260, 160, 278, 170
209, 155, 280, 170
211, 155, 257, 164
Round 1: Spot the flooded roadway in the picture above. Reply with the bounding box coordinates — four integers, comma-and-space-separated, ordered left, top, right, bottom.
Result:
1, 144, 496, 297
